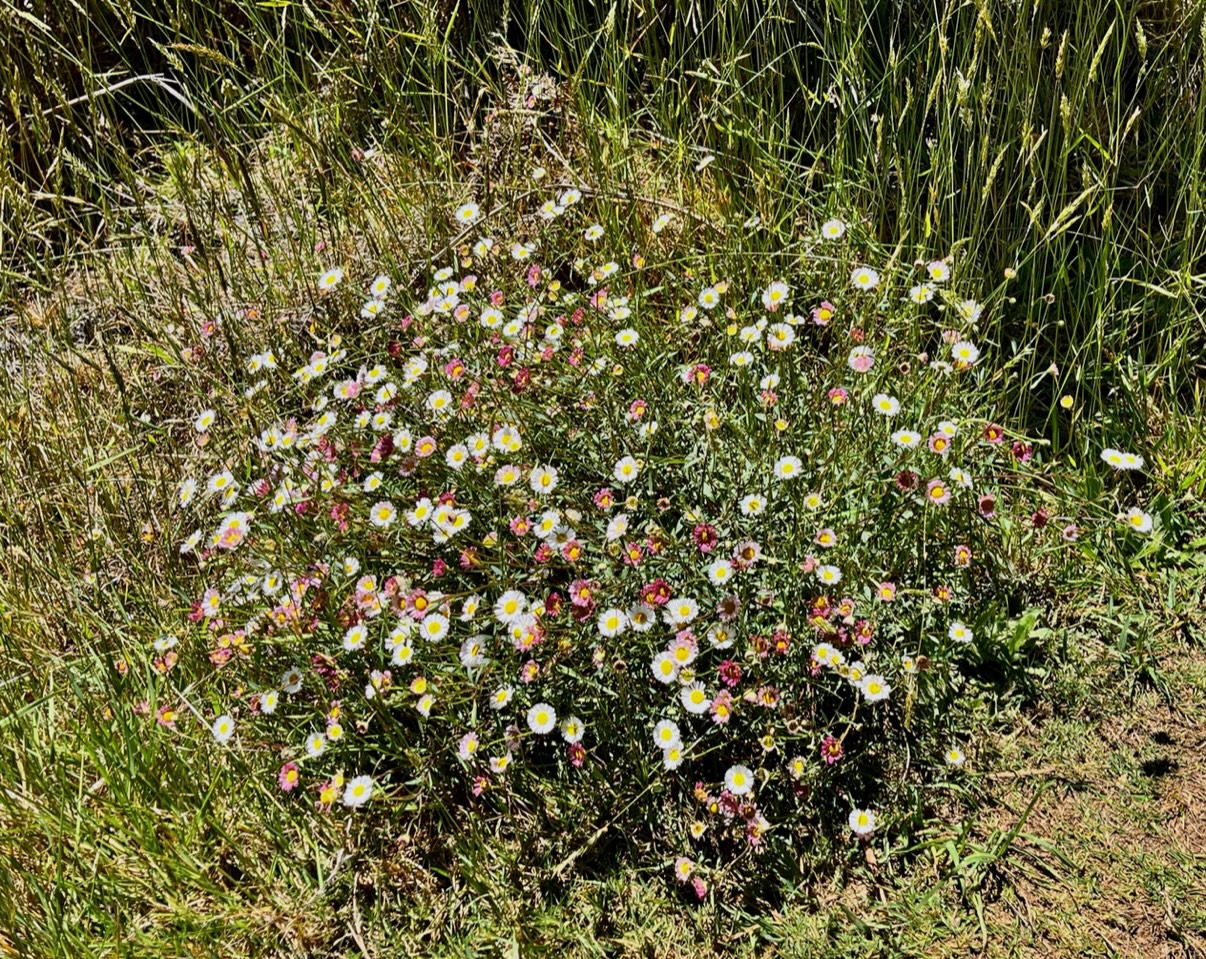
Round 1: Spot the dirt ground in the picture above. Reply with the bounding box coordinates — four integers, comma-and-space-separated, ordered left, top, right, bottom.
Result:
978, 649, 1206, 958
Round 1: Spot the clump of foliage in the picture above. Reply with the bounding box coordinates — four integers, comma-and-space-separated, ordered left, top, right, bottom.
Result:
134, 171, 1155, 895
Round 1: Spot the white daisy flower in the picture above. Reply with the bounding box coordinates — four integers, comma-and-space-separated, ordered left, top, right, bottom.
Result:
706, 558, 735, 586
493, 588, 530, 626
957, 299, 983, 323
369, 501, 397, 528
680, 683, 711, 715
663, 597, 699, 625
773, 455, 802, 480
761, 280, 790, 310
767, 323, 795, 349
651, 652, 679, 685
317, 268, 344, 292
526, 703, 557, 735
859, 675, 891, 702
420, 613, 449, 643
176, 478, 198, 508
821, 218, 846, 240
816, 564, 842, 586
613, 456, 640, 484
850, 266, 880, 290
281, 668, 304, 694
597, 608, 628, 638
455, 201, 481, 224
605, 513, 630, 542
949, 466, 974, 488
343, 624, 369, 651
342, 775, 374, 808
628, 604, 656, 632
927, 260, 950, 282
194, 409, 216, 433
561, 716, 586, 744
948, 622, 973, 644
951, 341, 980, 365
490, 686, 513, 711
740, 493, 767, 516
724, 764, 754, 796
653, 720, 682, 749
530, 465, 559, 495
210, 715, 235, 744
872, 393, 901, 416
848, 808, 877, 836
305, 732, 326, 757
1123, 507, 1153, 533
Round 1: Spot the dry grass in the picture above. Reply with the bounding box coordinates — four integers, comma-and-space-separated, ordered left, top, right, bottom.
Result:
976, 652, 1206, 958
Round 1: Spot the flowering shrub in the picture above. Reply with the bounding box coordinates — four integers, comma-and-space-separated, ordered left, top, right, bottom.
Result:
147, 186, 1153, 890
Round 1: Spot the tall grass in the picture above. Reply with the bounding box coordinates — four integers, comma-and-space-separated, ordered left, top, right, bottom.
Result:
3, 0, 1205, 433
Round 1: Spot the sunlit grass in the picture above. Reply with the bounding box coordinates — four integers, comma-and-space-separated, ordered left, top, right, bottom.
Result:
1, 3, 1205, 956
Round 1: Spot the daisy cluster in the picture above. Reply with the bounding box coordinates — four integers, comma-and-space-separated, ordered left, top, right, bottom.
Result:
148, 192, 1140, 886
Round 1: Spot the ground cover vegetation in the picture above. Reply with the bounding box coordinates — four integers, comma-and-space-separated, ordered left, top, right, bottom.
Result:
1, 1, 1204, 956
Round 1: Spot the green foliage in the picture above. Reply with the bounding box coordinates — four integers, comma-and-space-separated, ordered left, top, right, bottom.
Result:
1, 1, 1204, 956
3, 0, 1206, 430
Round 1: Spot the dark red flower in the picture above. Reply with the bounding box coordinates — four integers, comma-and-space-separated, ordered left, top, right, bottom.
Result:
692, 523, 719, 554
641, 578, 672, 606
821, 735, 843, 765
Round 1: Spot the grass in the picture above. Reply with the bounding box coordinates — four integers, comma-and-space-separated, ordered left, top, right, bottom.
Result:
6, 2, 1206, 405
3, 550, 1199, 956
2, 1, 1206, 956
